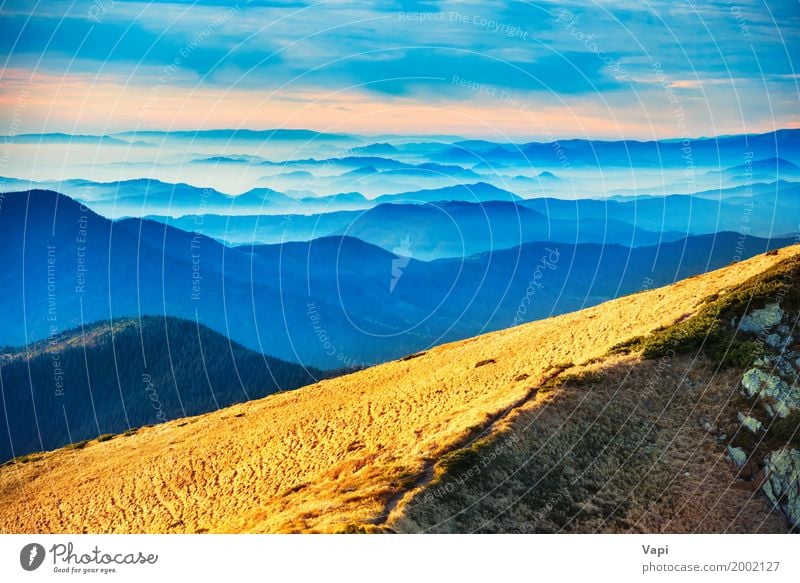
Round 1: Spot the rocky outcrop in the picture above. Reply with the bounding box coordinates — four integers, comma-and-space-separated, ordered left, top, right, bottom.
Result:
739, 303, 784, 333
741, 368, 800, 418
756, 354, 798, 379
738, 303, 784, 333
762, 449, 800, 529
738, 305, 798, 421
730, 305, 800, 529
727, 445, 748, 469
737, 412, 762, 434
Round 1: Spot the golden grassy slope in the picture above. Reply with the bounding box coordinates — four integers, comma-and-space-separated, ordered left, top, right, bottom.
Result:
1, 246, 797, 533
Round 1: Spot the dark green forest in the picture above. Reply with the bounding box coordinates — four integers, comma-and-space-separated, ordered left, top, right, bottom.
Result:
0, 316, 329, 463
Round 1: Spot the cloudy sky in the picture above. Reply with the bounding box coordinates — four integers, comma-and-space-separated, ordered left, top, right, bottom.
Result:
1, 0, 798, 139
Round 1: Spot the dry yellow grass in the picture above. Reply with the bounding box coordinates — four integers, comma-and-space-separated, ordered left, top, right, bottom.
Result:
1, 246, 797, 533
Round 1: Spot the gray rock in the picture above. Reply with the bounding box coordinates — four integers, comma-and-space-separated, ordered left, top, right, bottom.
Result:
737, 412, 762, 434
763, 354, 799, 379
772, 335, 794, 353
741, 368, 800, 418
780, 362, 797, 379
762, 448, 800, 529
739, 303, 784, 334
727, 445, 748, 469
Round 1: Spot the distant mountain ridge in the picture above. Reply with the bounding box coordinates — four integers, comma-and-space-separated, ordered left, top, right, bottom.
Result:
0, 177, 522, 218
177, 199, 679, 258
372, 182, 518, 205
113, 128, 359, 142
433, 129, 800, 167
0, 189, 792, 369
151, 180, 800, 255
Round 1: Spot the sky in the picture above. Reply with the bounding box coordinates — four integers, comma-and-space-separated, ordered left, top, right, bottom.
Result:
0, 0, 798, 139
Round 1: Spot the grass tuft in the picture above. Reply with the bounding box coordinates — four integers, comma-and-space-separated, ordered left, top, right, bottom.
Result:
66, 439, 90, 450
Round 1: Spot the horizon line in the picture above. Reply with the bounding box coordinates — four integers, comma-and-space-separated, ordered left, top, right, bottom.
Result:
5, 126, 799, 145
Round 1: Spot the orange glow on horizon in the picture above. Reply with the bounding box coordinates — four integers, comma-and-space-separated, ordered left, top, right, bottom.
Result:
1, 69, 797, 140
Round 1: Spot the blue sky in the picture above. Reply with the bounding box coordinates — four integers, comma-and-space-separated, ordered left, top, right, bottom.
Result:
1, 0, 798, 138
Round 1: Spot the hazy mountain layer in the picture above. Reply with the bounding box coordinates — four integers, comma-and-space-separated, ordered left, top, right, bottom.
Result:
0, 190, 792, 369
